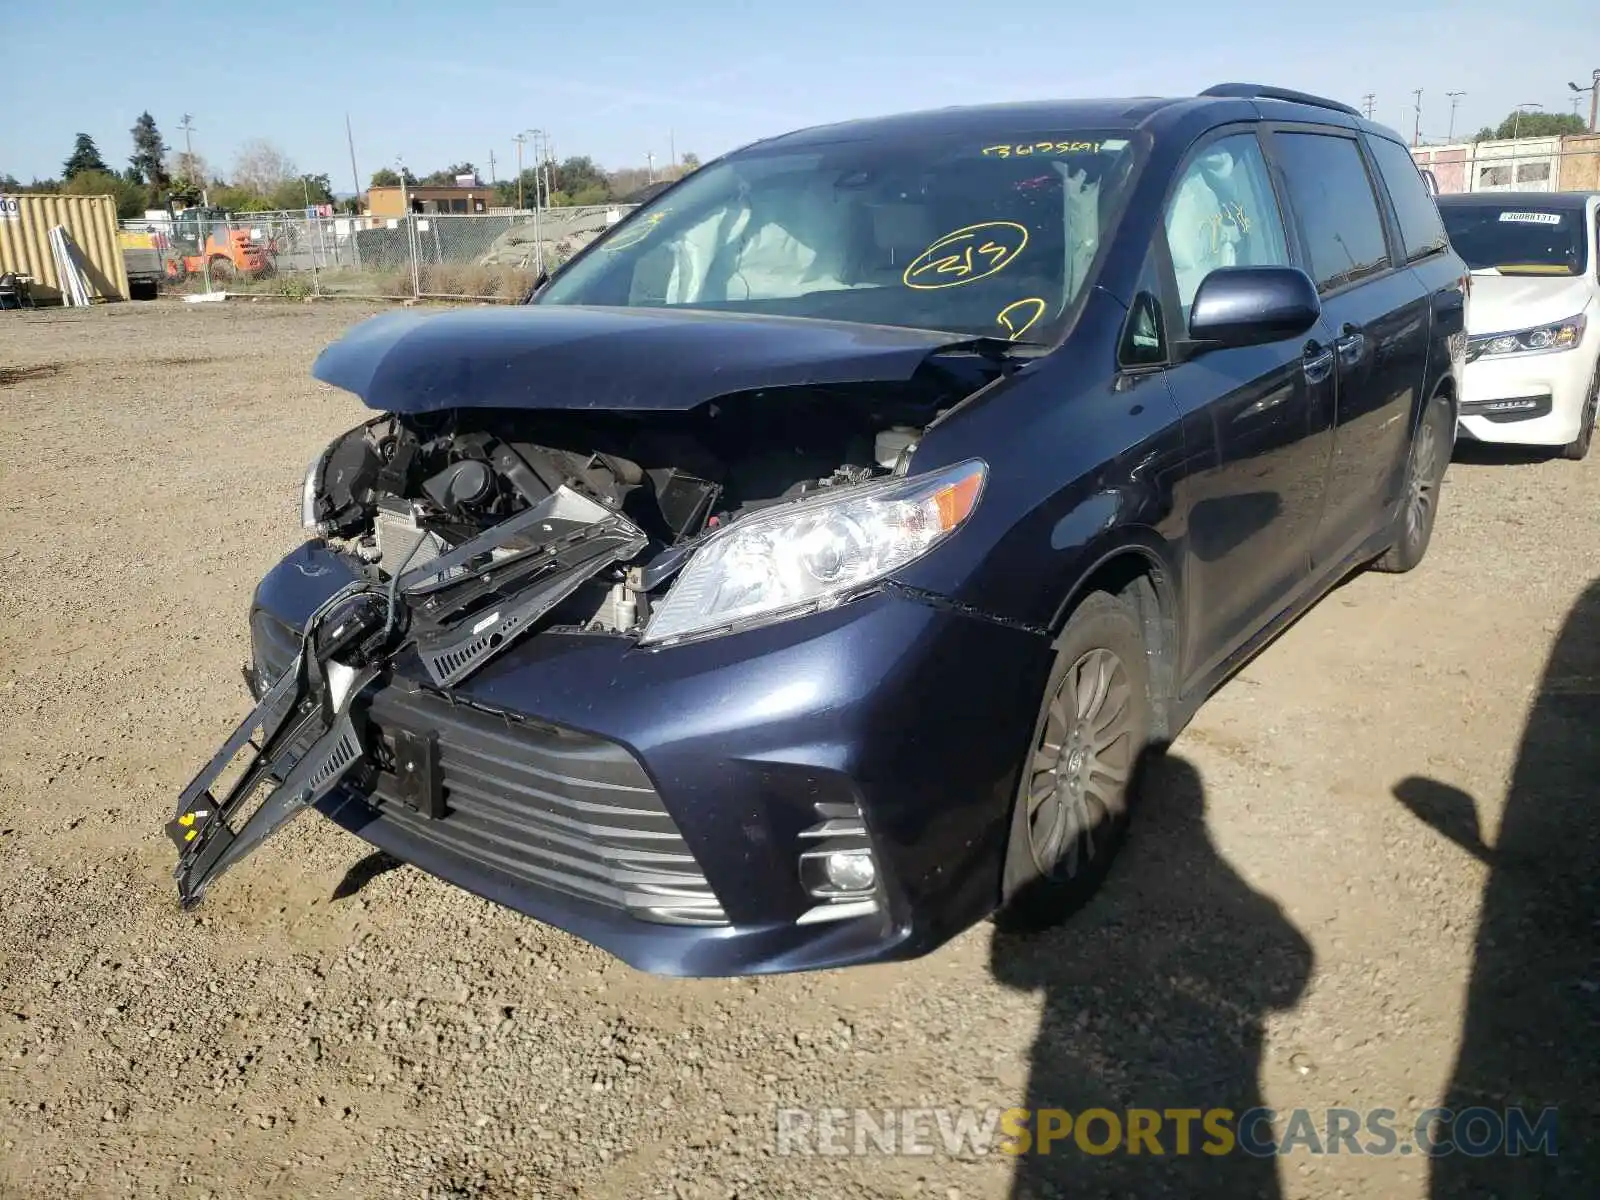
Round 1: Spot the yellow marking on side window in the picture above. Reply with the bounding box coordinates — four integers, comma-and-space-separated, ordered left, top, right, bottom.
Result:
602, 209, 671, 252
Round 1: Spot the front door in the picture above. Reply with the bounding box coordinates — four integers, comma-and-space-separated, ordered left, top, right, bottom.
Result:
1157, 130, 1337, 683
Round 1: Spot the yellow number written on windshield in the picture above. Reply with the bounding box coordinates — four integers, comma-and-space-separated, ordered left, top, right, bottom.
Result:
903, 221, 1029, 290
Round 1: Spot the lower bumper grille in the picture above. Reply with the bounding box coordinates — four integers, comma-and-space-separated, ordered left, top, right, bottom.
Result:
1460, 394, 1553, 423
249, 611, 724, 926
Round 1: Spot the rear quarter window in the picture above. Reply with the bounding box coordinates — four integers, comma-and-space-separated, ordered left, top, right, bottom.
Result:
1367, 137, 1449, 262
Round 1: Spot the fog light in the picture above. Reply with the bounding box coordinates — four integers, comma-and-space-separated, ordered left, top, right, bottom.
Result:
824, 849, 877, 892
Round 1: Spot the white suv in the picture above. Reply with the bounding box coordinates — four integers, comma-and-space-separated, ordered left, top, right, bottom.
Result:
1437, 191, 1600, 459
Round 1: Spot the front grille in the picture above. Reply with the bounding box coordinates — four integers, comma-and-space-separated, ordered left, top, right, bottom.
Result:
249, 611, 724, 926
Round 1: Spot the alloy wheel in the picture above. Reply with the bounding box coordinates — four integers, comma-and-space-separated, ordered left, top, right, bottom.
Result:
1026, 647, 1135, 879
1406, 416, 1440, 545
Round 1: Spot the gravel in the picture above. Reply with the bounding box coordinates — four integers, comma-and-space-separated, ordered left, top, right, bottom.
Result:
1, 299, 1595, 1198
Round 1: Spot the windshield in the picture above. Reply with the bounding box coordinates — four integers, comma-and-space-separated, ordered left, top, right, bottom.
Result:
1440, 204, 1589, 277
536, 131, 1144, 342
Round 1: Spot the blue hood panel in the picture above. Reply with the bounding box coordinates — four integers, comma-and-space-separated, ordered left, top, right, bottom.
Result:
310, 305, 970, 414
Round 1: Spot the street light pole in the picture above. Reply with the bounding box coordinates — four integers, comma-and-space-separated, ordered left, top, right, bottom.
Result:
1446, 91, 1465, 143
1570, 70, 1600, 134
1412, 88, 1423, 146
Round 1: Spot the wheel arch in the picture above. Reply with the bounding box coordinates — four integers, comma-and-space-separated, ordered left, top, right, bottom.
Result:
1049, 536, 1182, 743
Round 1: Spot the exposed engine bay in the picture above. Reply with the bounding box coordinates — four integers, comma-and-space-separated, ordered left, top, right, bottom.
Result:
170, 351, 1006, 912
304, 384, 948, 666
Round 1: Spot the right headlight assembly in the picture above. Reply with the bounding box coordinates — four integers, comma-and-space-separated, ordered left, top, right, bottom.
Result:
639, 459, 987, 646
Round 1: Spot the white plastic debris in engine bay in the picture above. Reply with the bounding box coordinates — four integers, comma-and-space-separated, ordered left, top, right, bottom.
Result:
874, 426, 920, 470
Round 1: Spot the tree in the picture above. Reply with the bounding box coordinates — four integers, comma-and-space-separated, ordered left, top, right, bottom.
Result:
62, 133, 109, 180
550, 155, 610, 200
1477, 110, 1587, 141
369, 166, 416, 188
61, 168, 146, 218
165, 149, 210, 193
0, 173, 20, 192
231, 139, 296, 196
419, 162, 478, 186
680, 152, 701, 172
128, 112, 168, 191
266, 173, 334, 211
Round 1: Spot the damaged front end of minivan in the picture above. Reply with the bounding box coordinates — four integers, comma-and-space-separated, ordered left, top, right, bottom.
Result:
167, 307, 1036, 972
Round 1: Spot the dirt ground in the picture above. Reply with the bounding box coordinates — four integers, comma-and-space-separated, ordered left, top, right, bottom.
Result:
1, 301, 1595, 1199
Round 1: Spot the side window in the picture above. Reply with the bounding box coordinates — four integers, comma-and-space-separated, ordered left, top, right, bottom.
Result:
1163, 133, 1291, 320
1272, 133, 1391, 292
1367, 136, 1448, 262
1119, 253, 1167, 367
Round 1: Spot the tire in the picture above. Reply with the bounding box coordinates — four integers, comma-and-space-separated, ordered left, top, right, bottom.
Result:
1374, 389, 1453, 574
1559, 369, 1599, 462
996, 591, 1155, 932
208, 256, 235, 284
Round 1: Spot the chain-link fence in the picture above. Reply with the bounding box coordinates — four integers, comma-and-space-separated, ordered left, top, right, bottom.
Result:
119, 205, 637, 303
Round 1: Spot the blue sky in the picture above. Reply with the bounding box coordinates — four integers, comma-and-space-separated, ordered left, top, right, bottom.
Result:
3, 0, 1594, 188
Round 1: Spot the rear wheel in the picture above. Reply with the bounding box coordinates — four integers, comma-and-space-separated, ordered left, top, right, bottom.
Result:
997, 591, 1154, 932
207, 256, 235, 284
1559, 369, 1599, 462
1374, 389, 1452, 574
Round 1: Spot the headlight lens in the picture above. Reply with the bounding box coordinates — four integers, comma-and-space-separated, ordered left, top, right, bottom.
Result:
1468, 313, 1586, 360
300, 447, 332, 535
639, 459, 987, 645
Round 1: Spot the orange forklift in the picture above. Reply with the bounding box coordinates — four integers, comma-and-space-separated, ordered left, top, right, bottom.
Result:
159, 196, 276, 284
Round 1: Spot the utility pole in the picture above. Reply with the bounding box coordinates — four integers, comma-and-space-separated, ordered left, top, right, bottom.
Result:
647, 152, 656, 184
513, 132, 528, 209
669, 128, 676, 174
1411, 89, 1423, 146
1446, 91, 1465, 142
1361, 93, 1376, 121
1509, 102, 1542, 188
345, 113, 361, 207
1570, 70, 1600, 134
488, 150, 497, 184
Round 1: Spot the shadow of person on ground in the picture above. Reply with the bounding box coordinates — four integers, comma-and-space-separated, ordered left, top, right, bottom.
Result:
1394, 577, 1600, 1198
993, 753, 1313, 1200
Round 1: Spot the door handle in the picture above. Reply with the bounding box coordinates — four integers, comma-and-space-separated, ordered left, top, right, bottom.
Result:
1303, 341, 1334, 384
1335, 325, 1366, 365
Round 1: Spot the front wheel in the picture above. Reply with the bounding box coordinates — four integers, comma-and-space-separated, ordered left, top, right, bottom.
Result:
996, 591, 1154, 932
1559, 369, 1599, 462
1374, 389, 1453, 574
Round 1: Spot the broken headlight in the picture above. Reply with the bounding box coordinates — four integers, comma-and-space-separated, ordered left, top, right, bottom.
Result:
640, 459, 986, 646
300, 446, 333, 536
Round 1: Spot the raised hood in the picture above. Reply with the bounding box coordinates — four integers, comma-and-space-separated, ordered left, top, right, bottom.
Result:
311, 305, 976, 414
1466, 273, 1595, 337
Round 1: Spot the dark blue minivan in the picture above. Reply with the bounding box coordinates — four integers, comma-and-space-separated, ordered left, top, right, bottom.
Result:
170, 84, 1468, 976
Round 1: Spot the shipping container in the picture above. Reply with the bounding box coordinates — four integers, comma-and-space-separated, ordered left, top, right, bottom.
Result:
0, 193, 130, 304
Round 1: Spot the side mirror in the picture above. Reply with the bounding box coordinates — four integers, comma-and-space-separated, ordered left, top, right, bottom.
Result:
1420, 168, 1440, 197
1187, 266, 1322, 351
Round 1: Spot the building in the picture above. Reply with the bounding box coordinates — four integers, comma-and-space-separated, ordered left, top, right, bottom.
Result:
1413, 133, 1600, 195
365, 184, 493, 218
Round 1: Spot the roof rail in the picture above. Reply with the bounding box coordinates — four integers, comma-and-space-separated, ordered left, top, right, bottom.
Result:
1199, 83, 1363, 119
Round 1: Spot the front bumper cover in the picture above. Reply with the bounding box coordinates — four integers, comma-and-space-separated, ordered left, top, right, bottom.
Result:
233, 541, 1052, 976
